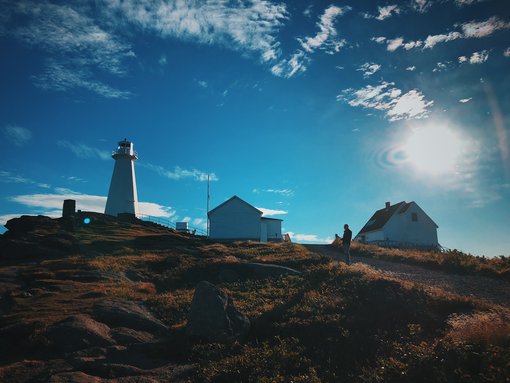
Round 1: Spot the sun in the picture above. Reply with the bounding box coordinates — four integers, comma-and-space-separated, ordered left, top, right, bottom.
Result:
402, 124, 465, 175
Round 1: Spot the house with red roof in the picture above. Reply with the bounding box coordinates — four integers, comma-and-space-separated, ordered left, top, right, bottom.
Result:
355, 201, 439, 248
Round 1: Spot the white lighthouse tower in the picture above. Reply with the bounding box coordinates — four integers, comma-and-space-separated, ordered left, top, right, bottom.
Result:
105, 138, 139, 217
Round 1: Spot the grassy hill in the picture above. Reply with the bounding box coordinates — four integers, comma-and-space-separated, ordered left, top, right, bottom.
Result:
0, 214, 509, 382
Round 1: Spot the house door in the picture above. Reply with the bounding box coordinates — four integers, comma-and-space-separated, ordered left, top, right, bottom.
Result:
260, 222, 267, 242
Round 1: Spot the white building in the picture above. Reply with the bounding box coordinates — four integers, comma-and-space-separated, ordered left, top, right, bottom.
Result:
208, 196, 283, 242
105, 139, 139, 217
355, 201, 439, 248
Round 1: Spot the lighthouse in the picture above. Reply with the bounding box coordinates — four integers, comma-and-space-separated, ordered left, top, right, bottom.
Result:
105, 139, 139, 217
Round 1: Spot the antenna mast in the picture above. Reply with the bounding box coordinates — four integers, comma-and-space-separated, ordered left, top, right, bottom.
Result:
206, 174, 210, 237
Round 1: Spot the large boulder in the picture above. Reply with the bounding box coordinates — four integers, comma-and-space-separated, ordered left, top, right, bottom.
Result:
46, 315, 115, 353
93, 300, 168, 335
186, 281, 250, 342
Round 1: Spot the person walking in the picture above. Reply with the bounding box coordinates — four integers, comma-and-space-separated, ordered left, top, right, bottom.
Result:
342, 224, 352, 265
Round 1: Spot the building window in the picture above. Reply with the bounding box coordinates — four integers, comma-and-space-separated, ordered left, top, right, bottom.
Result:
411, 213, 418, 222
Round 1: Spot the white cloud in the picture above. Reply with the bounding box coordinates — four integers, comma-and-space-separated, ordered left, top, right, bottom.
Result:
411, 0, 433, 13
357, 62, 381, 78
102, 0, 287, 64
2, 126, 32, 146
504, 48, 510, 57
371, 36, 386, 44
432, 61, 452, 72
298, 5, 350, 53
385, 90, 434, 121
458, 55, 468, 63
461, 16, 510, 38
143, 163, 218, 182
286, 231, 332, 244
253, 188, 294, 197
257, 207, 288, 216
387, 37, 404, 51
406, 66, 416, 71
273, 5, 349, 78
57, 140, 110, 160
9, 191, 175, 218
382, 16, 510, 53
376, 5, 401, 20
338, 81, 433, 122
469, 50, 489, 64
459, 97, 472, 103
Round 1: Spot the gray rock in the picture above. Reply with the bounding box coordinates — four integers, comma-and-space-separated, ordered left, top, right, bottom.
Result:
46, 315, 115, 353
93, 300, 168, 335
110, 327, 155, 345
186, 281, 250, 342
49, 371, 102, 383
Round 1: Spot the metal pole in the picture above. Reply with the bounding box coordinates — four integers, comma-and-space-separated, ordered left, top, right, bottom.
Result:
207, 174, 210, 237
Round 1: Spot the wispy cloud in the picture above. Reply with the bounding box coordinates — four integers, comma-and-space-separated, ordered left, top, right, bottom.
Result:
2, 125, 32, 146
4, 2, 134, 97
0, 170, 51, 189
459, 50, 489, 64
455, 0, 486, 6
406, 66, 417, 71
378, 16, 510, 52
57, 140, 110, 160
459, 97, 473, 103
256, 207, 288, 216
338, 81, 433, 122
411, 0, 433, 13
364, 5, 401, 21
101, 0, 287, 64
272, 5, 350, 78
504, 48, 510, 57
298, 5, 350, 53
253, 188, 294, 197
357, 62, 381, 78
34, 60, 132, 98
433, 61, 453, 72
142, 163, 218, 182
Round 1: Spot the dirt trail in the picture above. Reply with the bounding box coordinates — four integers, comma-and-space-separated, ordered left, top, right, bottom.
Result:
303, 244, 510, 307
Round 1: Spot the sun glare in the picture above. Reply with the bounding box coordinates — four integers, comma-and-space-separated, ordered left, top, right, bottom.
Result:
403, 124, 465, 175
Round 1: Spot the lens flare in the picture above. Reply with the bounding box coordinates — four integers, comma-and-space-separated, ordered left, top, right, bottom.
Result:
83, 217, 91, 224
402, 124, 465, 175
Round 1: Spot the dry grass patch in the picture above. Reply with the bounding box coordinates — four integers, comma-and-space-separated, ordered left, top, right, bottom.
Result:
87, 252, 165, 272
446, 308, 510, 345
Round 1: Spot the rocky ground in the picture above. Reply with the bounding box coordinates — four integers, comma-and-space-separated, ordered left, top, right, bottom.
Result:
0, 214, 509, 382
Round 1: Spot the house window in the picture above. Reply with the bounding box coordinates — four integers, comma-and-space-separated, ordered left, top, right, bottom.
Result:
411, 213, 418, 222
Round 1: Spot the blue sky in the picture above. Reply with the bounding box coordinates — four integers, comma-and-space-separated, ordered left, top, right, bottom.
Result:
1, 0, 509, 256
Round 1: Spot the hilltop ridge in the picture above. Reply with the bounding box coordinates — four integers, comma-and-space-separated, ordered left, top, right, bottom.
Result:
0, 215, 509, 382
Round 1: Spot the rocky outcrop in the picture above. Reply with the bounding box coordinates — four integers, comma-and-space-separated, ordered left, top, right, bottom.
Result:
186, 281, 250, 342
46, 315, 115, 353
93, 300, 168, 335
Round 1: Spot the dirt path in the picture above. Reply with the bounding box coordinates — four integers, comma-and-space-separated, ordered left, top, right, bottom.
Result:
303, 244, 510, 307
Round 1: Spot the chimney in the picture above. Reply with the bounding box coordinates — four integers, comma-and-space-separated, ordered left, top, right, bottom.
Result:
385, 201, 390, 209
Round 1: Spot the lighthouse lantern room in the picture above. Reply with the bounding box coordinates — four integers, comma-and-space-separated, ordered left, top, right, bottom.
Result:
105, 139, 139, 217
